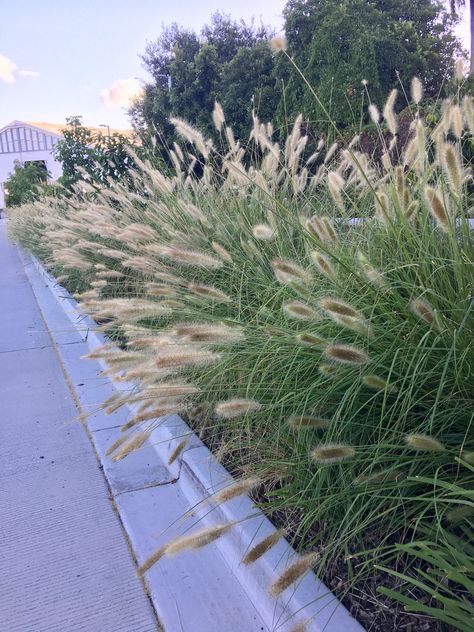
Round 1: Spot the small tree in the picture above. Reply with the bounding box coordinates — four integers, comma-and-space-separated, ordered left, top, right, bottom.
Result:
4, 160, 51, 207
53, 116, 135, 188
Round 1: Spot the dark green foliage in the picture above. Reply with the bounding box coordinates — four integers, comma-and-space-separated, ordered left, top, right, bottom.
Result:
220, 43, 279, 141
279, 0, 461, 130
130, 12, 275, 151
132, 2, 463, 150
4, 160, 51, 207
53, 116, 135, 189
302, 2, 382, 128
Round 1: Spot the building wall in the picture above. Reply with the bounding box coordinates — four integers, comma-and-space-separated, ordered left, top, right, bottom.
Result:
0, 122, 64, 209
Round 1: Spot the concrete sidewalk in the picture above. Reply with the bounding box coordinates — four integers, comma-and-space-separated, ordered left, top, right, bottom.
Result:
0, 219, 160, 632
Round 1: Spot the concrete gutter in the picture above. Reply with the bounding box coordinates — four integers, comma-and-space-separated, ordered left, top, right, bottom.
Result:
20, 249, 365, 632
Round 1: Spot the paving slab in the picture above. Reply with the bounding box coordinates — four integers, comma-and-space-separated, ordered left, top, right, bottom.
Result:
115, 482, 269, 632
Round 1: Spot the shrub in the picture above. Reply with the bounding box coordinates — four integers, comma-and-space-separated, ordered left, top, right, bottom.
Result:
8, 87, 474, 629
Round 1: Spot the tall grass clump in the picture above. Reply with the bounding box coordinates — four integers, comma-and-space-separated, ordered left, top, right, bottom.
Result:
8, 85, 473, 629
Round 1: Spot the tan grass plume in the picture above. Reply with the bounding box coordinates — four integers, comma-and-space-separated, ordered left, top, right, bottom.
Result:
242, 529, 285, 565
269, 552, 319, 597
215, 398, 262, 419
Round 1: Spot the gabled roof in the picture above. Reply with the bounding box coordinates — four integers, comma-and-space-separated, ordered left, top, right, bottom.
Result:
26, 121, 134, 139
0, 120, 64, 139
0, 120, 134, 140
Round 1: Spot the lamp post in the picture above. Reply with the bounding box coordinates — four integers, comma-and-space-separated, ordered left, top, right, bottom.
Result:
99, 123, 111, 138
156, 74, 172, 91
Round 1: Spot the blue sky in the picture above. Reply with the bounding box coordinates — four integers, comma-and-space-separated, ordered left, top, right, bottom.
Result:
0, 0, 286, 130
0, 0, 469, 131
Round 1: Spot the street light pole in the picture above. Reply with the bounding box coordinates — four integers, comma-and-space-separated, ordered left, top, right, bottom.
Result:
99, 124, 111, 138
156, 74, 172, 91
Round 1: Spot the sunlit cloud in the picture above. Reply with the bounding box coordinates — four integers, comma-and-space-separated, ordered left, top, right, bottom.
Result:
100, 78, 143, 108
19, 69, 41, 78
0, 54, 17, 83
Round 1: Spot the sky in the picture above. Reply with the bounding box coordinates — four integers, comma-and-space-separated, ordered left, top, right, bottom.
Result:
0, 0, 470, 131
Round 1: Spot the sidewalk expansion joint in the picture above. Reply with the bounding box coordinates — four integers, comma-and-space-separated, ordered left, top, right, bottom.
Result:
0, 343, 52, 354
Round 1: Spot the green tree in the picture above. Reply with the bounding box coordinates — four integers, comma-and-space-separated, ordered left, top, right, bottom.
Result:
53, 116, 97, 188
53, 117, 135, 188
130, 12, 275, 150
278, 0, 461, 130
4, 160, 51, 207
220, 43, 279, 140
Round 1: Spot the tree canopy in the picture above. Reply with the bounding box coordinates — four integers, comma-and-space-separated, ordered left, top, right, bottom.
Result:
53, 117, 135, 188
129, 12, 275, 154
279, 0, 461, 129
4, 160, 51, 207
131, 2, 462, 147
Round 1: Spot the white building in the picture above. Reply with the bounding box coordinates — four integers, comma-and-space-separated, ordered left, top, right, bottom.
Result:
0, 121, 64, 210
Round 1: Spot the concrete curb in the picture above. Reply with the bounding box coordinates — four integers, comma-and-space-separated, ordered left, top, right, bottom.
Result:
20, 250, 365, 632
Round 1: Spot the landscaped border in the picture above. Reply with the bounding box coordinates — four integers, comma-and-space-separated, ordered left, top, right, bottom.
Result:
20, 247, 365, 632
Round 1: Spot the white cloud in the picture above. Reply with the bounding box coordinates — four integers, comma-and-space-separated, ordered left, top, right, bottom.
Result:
0, 54, 41, 82
0, 54, 17, 83
100, 78, 143, 108
19, 69, 41, 78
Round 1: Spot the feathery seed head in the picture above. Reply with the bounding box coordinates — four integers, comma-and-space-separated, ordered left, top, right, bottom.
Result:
252, 224, 275, 241
442, 143, 463, 196
283, 301, 319, 321
461, 450, 474, 464
450, 105, 463, 140
296, 333, 326, 346
168, 436, 190, 465
446, 505, 474, 523
188, 283, 232, 303
305, 216, 337, 243
322, 217, 338, 242
319, 298, 363, 320
212, 241, 233, 263
327, 171, 345, 211
215, 398, 262, 419
324, 142, 338, 164
137, 544, 169, 576
111, 430, 151, 461
105, 432, 131, 457
383, 89, 398, 136
287, 415, 330, 430
212, 477, 261, 504
242, 529, 285, 565
324, 344, 369, 366
289, 621, 309, 632
410, 298, 438, 328
155, 348, 221, 370
410, 77, 423, 105
166, 523, 234, 556
405, 434, 445, 452
170, 117, 210, 159
173, 322, 244, 344
269, 552, 319, 597
272, 258, 309, 284
425, 186, 450, 233
155, 245, 223, 269
462, 95, 474, 134
368, 104, 380, 124
269, 36, 287, 52
357, 252, 387, 289
310, 443, 355, 464
455, 58, 465, 80
310, 251, 337, 281
212, 101, 225, 131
